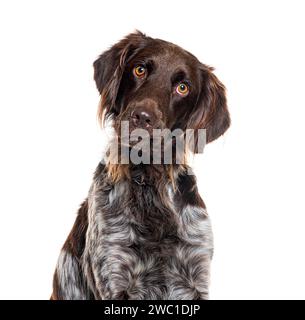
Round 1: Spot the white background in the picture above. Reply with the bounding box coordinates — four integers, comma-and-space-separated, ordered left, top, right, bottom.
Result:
0, 0, 304, 300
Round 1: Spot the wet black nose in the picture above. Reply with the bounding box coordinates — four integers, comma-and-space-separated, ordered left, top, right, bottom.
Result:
130, 107, 157, 128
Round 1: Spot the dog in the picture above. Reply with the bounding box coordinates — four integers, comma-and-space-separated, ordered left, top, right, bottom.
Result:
51, 31, 230, 300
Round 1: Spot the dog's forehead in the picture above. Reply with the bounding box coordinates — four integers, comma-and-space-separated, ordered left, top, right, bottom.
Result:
134, 39, 199, 72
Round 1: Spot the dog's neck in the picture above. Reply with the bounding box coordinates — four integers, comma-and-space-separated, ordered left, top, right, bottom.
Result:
105, 162, 177, 186
102, 137, 189, 187
129, 163, 175, 186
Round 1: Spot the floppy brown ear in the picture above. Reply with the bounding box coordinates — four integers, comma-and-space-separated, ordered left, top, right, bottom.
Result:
93, 31, 147, 121
189, 65, 230, 148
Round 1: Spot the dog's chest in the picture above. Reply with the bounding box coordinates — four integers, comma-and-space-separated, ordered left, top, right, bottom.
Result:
86, 180, 213, 299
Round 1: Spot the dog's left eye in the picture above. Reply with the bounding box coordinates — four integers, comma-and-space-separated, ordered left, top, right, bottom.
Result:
133, 65, 146, 78
176, 83, 189, 96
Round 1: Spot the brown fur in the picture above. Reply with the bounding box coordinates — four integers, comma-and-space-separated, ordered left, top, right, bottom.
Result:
51, 32, 230, 300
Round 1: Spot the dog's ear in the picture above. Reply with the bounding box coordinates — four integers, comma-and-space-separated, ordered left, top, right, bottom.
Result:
188, 65, 230, 149
93, 31, 147, 122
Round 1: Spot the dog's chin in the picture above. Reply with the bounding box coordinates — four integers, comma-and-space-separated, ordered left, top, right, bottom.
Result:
119, 135, 154, 153
114, 133, 185, 167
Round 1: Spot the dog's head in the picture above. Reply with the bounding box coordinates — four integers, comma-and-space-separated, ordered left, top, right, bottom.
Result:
94, 31, 230, 150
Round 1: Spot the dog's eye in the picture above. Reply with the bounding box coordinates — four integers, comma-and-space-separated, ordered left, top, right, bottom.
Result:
133, 65, 146, 78
176, 83, 189, 96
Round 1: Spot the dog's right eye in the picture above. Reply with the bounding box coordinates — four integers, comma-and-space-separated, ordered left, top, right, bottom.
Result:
133, 65, 146, 79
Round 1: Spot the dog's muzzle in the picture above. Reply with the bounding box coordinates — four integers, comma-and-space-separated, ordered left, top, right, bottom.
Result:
127, 98, 163, 134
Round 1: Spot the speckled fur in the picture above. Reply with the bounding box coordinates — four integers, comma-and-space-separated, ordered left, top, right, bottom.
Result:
51, 31, 230, 300
51, 163, 213, 300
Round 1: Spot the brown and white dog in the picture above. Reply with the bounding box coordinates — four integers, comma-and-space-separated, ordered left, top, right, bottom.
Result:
51, 31, 230, 300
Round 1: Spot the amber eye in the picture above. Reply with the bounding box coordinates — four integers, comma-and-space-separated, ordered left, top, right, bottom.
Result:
133, 65, 146, 78
176, 83, 189, 96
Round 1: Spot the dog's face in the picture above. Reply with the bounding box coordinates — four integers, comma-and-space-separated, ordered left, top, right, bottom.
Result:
94, 32, 230, 147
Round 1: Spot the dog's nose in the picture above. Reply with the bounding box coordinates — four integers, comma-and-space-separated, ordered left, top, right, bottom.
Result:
130, 107, 156, 128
